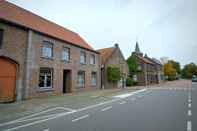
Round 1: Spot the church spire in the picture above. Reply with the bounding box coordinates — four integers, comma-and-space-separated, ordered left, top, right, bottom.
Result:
135, 41, 141, 53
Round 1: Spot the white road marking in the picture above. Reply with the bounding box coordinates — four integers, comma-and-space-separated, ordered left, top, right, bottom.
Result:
119, 101, 126, 105
188, 99, 192, 103
101, 106, 112, 112
188, 103, 191, 108
188, 110, 192, 116
0, 107, 76, 127
3, 89, 147, 131
72, 114, 89, 122
187, 121, 192, 131
43, 129, 49, 131
114, 89, 147, 98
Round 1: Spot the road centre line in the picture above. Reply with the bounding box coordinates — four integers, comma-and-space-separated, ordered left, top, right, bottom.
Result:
72, 114, 89, 122
3, 89, 147, 131
101, 106, 112, 112
119, 101, 126, 105
188, 110, 192, 116
187, 121, 192, 131
188, 103, 191, 108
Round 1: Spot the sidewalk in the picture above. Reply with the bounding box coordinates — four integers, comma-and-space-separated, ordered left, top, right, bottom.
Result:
0, 87, 140, 123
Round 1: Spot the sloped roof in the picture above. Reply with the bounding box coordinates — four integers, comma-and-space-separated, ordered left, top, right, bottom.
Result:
97, 47, 115, 64
135, 55, 154, 64
0, 1, 94, 50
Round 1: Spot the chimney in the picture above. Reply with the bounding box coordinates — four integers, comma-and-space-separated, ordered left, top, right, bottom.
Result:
114, 43, 119, 48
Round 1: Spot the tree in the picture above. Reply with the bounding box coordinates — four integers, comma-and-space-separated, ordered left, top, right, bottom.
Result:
164, 62, 177, 80
127, 55, 138, 77
168, 60, 181, 74
181, 63, 197, 79
107, 65, 121, 82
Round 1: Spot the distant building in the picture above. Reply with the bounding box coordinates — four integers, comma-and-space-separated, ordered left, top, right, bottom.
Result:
97, 44, 129, 89
131, 42, 164, 85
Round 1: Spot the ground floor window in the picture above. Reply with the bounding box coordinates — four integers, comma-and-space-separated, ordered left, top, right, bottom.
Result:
77, 71, 85, 88
39, 68, 53, 88
91, 72, 97, 86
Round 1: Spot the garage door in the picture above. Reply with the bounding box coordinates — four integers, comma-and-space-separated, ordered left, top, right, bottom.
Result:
0, 58, 16, 102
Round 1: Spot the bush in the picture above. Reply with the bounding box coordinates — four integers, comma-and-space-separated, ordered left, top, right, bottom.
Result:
126, 77, 138, 86
126, 77, 133, 86
107, 65, 121, 82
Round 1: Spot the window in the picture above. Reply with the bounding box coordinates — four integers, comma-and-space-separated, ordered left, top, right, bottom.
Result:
90, 54, 96, 65
42, 41, 53, 58
0, 29, 3, 48
91, 72, 97, 86
62, 47, 70, 61
77, 71, 85, 88
39, 68, 53, 88
80, 51, 86, 64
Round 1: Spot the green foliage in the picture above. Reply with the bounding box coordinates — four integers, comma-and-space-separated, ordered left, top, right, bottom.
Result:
126, 77, 133, 86
168, 60, 181, 74
107, 65, 121, 82
181, 63, 197, 79
164, 62, 177, 80
127, 55, 138, 77
126, 77, 138, 86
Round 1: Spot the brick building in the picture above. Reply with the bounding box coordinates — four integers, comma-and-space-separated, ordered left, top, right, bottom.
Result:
0, 1, 100, 102
132, 42, 164, 85
98, 44, 129, 89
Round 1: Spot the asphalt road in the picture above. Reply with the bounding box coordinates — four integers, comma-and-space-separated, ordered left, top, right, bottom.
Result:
1, 83, 197, 131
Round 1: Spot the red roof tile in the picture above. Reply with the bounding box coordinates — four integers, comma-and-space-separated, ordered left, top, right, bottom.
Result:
0, 1, 94, 50
97, 47, 115, 64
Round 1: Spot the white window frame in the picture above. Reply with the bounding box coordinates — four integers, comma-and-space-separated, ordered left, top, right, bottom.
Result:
39, 68, 53, 89
42, 41, 53, 58
90, 54, 96, 65
62, 47, 70, 61
80, 51, 86, 64
77, 71, 85, 88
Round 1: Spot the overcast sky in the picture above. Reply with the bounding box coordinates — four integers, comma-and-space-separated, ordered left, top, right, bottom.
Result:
8, 0, 197, 66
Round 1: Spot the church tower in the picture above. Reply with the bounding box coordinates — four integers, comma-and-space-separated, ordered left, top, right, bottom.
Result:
132, 41, 143, 57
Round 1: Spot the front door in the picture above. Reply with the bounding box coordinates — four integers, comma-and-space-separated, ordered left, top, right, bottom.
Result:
63, 70, 71, 93
0, 57, 16, 102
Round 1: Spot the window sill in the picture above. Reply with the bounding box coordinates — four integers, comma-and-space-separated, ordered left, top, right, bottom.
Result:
61, 60, 71, 63
37, 87, 54, 92
41, 56, 54, 60
90, 64, 96, 66
80, 62, 87, 65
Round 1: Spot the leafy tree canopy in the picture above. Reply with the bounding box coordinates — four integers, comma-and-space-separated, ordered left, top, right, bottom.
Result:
164, 62, 177, 80
181, 63, 197, 79
168, 60, 181, 74
127, 55, 138, 77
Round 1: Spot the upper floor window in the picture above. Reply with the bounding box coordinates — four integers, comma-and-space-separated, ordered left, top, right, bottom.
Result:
80, 51, 86, 64
0, 29, 4, 48
42, 41, 53, 58
90, 54, 96, 65
77, 71, 85, 88
39, 68, 53, 88
62, 47, 70, 61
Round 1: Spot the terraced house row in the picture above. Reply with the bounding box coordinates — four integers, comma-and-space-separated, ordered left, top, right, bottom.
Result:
0, 1, 164, 103
0, 1, 102, 102
0, 1, 130, 103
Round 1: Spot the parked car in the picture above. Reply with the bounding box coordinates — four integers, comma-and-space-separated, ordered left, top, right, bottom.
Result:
192, 75, 197, 82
